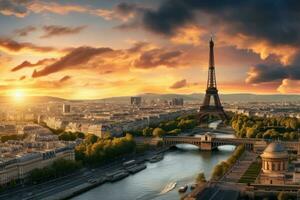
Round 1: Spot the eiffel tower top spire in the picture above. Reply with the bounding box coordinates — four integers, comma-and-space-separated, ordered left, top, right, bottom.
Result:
207, 38, 217, 89
209, 37, 214, 68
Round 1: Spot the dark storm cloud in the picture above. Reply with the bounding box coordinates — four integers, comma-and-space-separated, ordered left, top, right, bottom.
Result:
127, 0, 300, 47
97, 2, 147, 21
32, 47, 113, 78
114, 2, 140, 17
247, 54, 300, 84
170, 79, 187, 89
41, 25, 86, 38
134, 48, 183, 68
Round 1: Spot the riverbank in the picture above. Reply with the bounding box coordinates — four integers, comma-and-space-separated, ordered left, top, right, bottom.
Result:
0, 146, 170, 200
42, 148, 171, 200
61, 149, 169, 200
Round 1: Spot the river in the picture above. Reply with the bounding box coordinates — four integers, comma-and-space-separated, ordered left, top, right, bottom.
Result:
72, 134, 235, 200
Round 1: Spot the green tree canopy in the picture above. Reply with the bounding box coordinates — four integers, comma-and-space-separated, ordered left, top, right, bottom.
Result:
152, 128, 166, 137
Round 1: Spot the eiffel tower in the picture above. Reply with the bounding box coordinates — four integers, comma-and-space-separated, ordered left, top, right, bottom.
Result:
199, 38, 228, 122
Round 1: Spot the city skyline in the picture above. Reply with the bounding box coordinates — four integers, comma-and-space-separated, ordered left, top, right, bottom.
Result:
0, 0, 300, 99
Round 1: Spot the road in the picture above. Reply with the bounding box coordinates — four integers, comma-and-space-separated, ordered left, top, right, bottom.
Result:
196, 182, 241, 200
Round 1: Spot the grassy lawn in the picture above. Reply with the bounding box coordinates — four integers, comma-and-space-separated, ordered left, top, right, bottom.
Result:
238, 161, 261, 184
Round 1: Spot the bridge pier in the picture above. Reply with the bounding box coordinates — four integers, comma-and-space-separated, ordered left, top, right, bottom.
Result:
200, 141, 218, 151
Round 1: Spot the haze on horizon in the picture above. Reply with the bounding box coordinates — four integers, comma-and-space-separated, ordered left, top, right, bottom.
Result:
0, 0, 299, 99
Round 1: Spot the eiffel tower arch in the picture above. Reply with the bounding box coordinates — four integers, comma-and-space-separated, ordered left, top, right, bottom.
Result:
199, 38, 229, 123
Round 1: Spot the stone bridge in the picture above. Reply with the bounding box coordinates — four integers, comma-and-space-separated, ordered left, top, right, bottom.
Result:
162, 134, 300, 152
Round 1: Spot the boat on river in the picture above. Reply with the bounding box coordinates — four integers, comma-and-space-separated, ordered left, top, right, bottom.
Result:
178, 185, 188, 193
106, 170, 129, 182
149, 154, 163, 163
125, 164, 147, 174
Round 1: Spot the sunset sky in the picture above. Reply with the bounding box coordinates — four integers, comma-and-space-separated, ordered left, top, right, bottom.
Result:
0, 0, 299, 99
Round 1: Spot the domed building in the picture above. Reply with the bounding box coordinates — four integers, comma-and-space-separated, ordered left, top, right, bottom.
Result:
259, 142, 288, 185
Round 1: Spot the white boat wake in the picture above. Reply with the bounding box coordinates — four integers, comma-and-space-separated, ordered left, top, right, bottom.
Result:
159, 182, 177, 194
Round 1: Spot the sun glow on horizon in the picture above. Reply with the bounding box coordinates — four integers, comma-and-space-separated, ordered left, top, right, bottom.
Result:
11, 89, 26, 103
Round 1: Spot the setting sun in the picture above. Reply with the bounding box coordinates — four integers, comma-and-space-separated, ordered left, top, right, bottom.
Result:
12, 89, 25, 102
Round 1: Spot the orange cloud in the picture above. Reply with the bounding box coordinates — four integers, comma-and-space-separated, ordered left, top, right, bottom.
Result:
93, 2, 141, 22
170, 25, 206, 45
0, 0, 28, 17
169, 79, 187, 89
0, 37, 62, 55
134, 48, 183, 69
32, 47, 113, 78
219, 32, 298, 65
22, 42, 197, 78
277, 79, 300, 94
11, 58, 56, 72
41, 25, 86, 38
14, 25, 37, 37
19, 75, 26, 80
59, 75, 71, 83
27, 1, 88, 15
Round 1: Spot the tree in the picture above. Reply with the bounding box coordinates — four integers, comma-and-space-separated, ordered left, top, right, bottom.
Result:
289, 118, 299, 129
196, 173, 206, 183
263, 129, 273, 139
75, 134, 136, 164
168, 129, 181, 135
160, 121, 177, 131
85, 134, 98, 144
28, 159, 81, 183
75, 132, 85, 139
58, 132, 76, 141
152, 128, 165, 137
220, 161, 229, 173
212, 164, 223, 179
142, 127, 153, 137
177, 119, 197, 130
246, 127, 257, 138
256, 132, 263, 138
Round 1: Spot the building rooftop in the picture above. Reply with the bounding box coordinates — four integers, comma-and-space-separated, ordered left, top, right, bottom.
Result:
261, 142, 288, 159
264, 142, 286, 153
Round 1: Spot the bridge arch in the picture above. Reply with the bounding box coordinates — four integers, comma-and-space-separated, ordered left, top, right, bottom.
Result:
163, 139, 202, 148
162, 135, 256, 151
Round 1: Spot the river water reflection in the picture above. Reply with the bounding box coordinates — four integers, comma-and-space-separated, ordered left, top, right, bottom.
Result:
72, 134, 235, 200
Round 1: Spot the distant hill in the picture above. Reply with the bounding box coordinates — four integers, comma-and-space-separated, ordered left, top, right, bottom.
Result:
101, 93, 300, 103
220, 93, 300, 103
99, 93, 203, 103
0, 96, 66, 103
1, 93, 300, 104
